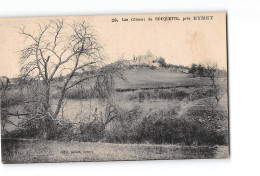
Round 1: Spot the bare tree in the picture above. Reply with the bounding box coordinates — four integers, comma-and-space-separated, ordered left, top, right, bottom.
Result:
206, 63, 224, 104
18, 19, 110, 138
1, 76, 9, 136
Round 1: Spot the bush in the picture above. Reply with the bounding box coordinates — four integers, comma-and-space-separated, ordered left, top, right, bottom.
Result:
104, 106, 143, 143
128, 89, 190, 101
4, 103, 227, 146
4, 118, 76, 141
157, 57, 167, 67
104, 107, 227, 146
135, 116, 226, 145
150, 66, 156, 70
173, 90, 190, 100
63, 89, 93, 99
79, 122, 105, 142
190, 88, 214, 101
4, 119, 44, 139
1, 90, 24, 108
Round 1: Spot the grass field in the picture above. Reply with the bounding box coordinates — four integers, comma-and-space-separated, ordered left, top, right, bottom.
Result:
114, 68, 212, 89
1, 139, 229, 164
51, 68, 213, 91
50, 68, 223, 99
2, 67, 229, 163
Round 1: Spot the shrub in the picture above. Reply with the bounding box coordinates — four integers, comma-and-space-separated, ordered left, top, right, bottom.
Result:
104, 107, 227, 146
173, 90, 189, 100
1, 90, 24, 108
190, 88, 214, 101
133, 116, 226, 145
157, 57, 167, 67
4, 118, 76, 141
104, 106, 143, 143
79, 122, 105, 142
150, 66, 156, 70
4, 102, 227, 146
64, 89, 93, 99
138, 91, 146, 102
128, 89, 190, 101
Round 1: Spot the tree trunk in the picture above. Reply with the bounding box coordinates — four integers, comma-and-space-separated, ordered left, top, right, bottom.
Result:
42, 114, 53, 140
43, 82, 52, 140
53, 89, 66, 119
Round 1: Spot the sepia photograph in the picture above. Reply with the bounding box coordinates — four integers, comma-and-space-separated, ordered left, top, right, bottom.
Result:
0, 12, 229, 164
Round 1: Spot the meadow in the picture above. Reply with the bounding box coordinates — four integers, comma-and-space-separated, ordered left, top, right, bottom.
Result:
1, 67, 229, 162
114, 68, 213, 89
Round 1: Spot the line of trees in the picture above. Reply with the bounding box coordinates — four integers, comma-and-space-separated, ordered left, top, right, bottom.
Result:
189, 63, 226, 104
189, 63, 227, 77
156, 57, 189, 69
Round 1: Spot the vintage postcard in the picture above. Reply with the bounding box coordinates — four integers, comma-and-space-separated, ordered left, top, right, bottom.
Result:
0, 12, 229, 164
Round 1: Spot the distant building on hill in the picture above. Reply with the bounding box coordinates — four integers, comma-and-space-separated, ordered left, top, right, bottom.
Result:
129, 53, 159, 67
124, 51, 189, 72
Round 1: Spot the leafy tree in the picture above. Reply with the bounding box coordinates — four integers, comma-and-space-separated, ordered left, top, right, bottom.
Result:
189, 63, 197, 74
158, 57, 167, 67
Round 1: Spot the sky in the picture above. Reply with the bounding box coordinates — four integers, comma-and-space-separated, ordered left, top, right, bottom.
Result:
0, 12, 227, 78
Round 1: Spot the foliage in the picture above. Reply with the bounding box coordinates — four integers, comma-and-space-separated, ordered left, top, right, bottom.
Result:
4, 99, 228, 146
79, 122, 105, 142
128, 89, 190, 101
157, 57, 167, 67
104, 106, 227, 146
189, 64, 198, 74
